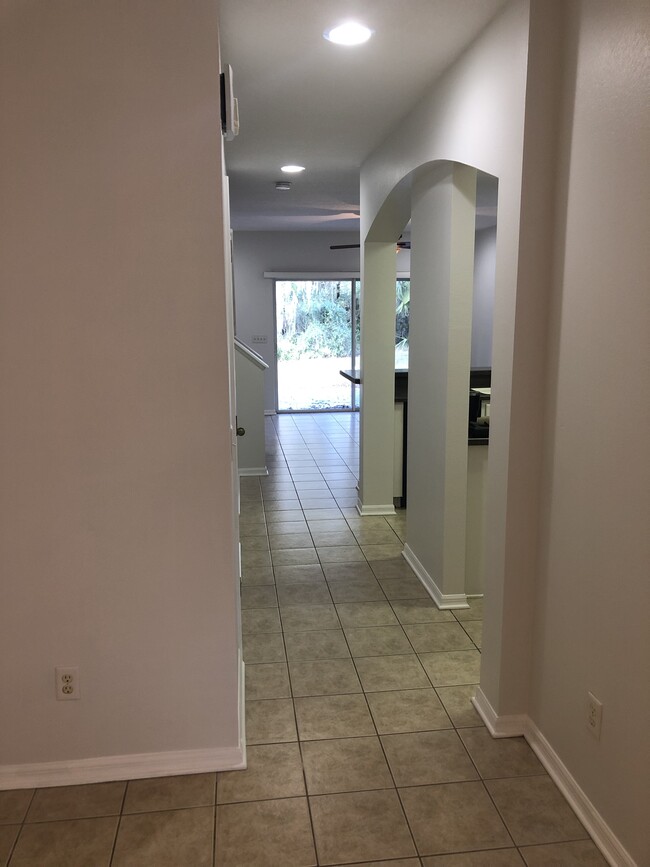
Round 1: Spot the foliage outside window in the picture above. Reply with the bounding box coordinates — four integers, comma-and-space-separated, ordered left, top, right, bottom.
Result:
396, 279, 410, 369
276, 281, 353, 361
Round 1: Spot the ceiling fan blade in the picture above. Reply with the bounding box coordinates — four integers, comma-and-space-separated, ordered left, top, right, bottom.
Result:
329, 241, 410, 250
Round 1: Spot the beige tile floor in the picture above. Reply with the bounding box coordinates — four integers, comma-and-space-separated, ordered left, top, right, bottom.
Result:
0, 413, 607, 866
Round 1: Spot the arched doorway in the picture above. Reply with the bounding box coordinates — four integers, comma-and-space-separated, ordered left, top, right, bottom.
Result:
358, 158, 515, 731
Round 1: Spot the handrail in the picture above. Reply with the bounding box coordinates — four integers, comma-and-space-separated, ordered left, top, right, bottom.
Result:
234, 338, 269, 370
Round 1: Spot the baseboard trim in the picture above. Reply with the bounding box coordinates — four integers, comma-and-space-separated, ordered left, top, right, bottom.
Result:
356, 499, 396, 516
470, 689, 637, 867
472, 686, 527, 737
239, 466, 269, 477
264, 410, 276, 416
0, 740, 246, 791
238, 652, 247, 769
402, 544, 469, 610
525, 721, 637, 867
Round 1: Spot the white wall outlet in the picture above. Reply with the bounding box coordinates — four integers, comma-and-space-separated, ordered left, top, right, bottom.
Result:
55, 666, 80, 701
586, 691, 602, 739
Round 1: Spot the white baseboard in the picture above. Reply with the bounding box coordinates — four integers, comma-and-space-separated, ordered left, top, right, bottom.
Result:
0, 742, 246, 791
238, 652, 247, 769
472, 686, 527, 737
239, 466, 268, 476
526, 721, 637, 867
356, 499, 396, 516
470, 688, 637, 867
264, 410, 276, 416
1, 657, 249, 791
402, 544, 469, 610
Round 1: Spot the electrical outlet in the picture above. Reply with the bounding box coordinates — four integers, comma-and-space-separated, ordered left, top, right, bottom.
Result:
586, 691, 602, 739
55, 666, 80, 701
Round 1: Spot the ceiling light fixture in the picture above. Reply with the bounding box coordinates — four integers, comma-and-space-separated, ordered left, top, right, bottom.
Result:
324, 21, 373, 46
275, 181, 292, 191
281, 165, 305, 174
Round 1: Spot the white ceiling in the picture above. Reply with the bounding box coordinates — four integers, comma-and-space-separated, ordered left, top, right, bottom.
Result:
220, 0, 507, 233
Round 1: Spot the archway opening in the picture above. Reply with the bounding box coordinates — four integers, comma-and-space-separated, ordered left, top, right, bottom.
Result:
358, 162, 499, 615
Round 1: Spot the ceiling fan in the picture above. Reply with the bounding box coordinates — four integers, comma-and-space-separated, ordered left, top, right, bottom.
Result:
330, 236, 411, 251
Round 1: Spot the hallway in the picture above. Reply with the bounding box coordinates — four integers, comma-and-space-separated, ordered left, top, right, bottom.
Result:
232, 412, 604, 865
0, 414, 606, 865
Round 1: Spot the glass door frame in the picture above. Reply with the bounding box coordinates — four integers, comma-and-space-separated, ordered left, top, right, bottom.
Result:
350, 277, 360, 411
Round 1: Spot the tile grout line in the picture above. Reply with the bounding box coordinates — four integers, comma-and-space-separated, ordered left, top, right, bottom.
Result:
106, 780, 129, 866
6, 787, 37, 865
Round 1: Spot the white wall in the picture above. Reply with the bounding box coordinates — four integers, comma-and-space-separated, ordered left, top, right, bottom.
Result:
465, 446, 489, 596
472, 226, 496, 368
0, 0, 242, 783
235, 345, 268, 474
405, 163, 477, 601
531, 1, 650, 863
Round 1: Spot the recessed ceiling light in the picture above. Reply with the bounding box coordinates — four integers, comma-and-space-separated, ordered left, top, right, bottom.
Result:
281, 165, 305, 174
324, 21, 373, 46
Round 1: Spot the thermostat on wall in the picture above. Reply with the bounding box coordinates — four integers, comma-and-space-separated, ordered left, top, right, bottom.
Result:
220, 64, 239, 141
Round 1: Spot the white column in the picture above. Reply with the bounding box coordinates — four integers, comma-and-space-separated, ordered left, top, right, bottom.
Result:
358, 241, 397, 515
404, 162, 477, 606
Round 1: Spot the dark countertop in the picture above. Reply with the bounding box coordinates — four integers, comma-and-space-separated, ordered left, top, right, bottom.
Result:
340, 368, 408, 400
339, 368, 489, 446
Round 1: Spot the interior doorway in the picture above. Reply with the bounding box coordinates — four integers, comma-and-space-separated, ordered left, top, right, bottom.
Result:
275, 279, 360, 412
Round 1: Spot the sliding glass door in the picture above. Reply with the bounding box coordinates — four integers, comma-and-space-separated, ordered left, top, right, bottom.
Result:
395, 278, 410, 369
275, 279, 360, 412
